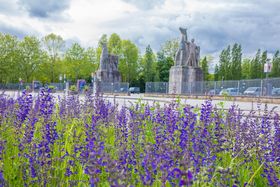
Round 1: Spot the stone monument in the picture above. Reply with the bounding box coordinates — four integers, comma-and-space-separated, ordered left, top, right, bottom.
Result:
169, 27, 203, 94
95, 43, 121, 83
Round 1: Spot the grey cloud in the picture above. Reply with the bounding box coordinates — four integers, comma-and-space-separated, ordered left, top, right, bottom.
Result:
19, 0, 70, 18
0, 21, 38, 39
121, 0, 165, 10
99, 16, 174, 52
4, 0, 278, 60
101, 0, 280, 58
177, 0, 280, 57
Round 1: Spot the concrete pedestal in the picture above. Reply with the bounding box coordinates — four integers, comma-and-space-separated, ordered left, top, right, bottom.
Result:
96, 70, 121, 83
168, 66, 203, 94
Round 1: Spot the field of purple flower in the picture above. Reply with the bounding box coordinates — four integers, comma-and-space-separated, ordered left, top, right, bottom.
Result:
0, 88, 279, 186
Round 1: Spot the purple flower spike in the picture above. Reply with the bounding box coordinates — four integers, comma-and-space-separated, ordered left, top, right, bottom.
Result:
187, 170, 193, 181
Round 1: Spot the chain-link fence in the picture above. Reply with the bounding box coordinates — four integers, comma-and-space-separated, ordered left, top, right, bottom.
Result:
0, 82, 129, 94
145, 82, 169, 94
145, 77, 280, 97
67, 81, 129, 94
98, 82, 129, 93
0, 83, 66, 91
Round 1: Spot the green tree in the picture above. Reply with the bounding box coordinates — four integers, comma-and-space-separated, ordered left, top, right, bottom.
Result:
156, 51, 173, 82
216, 44, 242, 81
85, 47, 98, 70
241, 58, 251, 79
219, 45, 231, 80
108, 33, 121, 55
65, 43, 96, 82
0, 33, 19, 83
18, 36, 43, 82
119, 40, 139, 83
34, 52, 53, 83
200, 56, 209, 81
231, 43, 242, 80
214, 64, 219, 81
142, 45, 156, 82
250, 49, 261, 79
42, 33, 65, 82
160, 38, 179, 59
271, 50, 280, 77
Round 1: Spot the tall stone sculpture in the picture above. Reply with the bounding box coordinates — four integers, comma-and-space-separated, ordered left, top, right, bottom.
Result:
96, 43, 121, 83
175, 27, 188, 66
169, 27, 203, 94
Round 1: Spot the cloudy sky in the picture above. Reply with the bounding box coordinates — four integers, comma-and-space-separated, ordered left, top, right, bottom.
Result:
0, 0, 280, 59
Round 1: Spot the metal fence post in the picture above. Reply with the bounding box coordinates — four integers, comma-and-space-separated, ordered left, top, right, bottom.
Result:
201, 81, 203, 95
260, 79, 263, 97
237, 80, 240, 95
145, 83, 148, 93
214, 81, 217, 95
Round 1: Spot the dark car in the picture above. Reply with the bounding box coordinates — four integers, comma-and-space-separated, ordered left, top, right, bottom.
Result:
129, 87, 140, 94
33, 81, 42, 90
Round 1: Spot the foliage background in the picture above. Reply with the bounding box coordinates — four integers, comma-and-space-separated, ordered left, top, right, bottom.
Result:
0, 32, 279, 91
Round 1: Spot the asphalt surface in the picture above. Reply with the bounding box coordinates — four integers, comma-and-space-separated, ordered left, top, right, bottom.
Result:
103, 94, 280, 113
2, 91, 279, 114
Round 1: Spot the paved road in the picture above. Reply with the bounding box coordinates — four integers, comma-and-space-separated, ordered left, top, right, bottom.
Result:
103, 94, 280, 113
2, 91, 279, 113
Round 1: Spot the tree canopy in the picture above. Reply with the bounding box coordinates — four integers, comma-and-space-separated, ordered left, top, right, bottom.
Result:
0, 32, 279, 88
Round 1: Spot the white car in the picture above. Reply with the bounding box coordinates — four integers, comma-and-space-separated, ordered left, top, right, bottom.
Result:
272, 88, 280, 96
219, 88, 240, 96
243, 87, 261, 96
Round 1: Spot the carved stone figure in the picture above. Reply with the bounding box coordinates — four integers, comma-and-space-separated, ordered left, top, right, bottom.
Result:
175, 27, 188, 66
174, 28, 200, 67
109, 55, 118, 71
169, 27, 204, 94
187, 39, 198, 67
96, 43, 121, 83
100, 43, 108, 70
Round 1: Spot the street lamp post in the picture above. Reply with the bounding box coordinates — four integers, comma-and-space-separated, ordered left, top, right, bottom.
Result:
264, 58, 272, 96
59, 74, 63, 90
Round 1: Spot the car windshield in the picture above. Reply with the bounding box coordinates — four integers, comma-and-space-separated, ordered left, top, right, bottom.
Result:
129, 87, 139, 91
246, 87, 258, 91
227, 88, 237, 92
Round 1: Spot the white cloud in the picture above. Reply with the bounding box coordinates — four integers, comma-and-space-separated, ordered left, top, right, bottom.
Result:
0, 0, 279, 58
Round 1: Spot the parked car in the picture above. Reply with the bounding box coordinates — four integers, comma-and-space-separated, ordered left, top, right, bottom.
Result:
129, 87, 140, 94
32, 81, 42, 90
120, 87, 128, 93
219, 88, 240, 96
208, 89, 221, 95
243, 87, 261, 96
272, 88, 280, 96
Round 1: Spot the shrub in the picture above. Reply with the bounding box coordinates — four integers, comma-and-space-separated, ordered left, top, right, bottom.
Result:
70, 85, 77, 91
